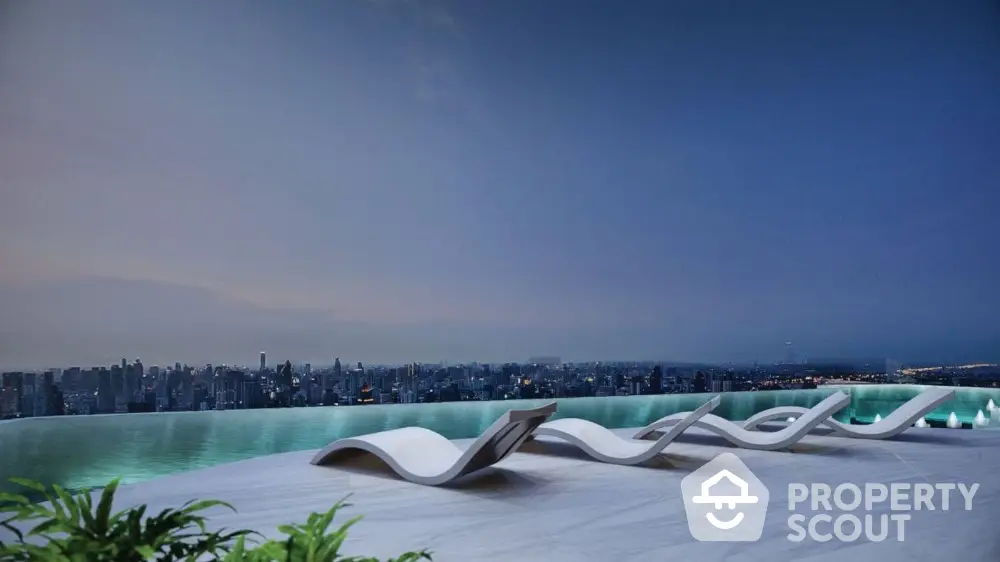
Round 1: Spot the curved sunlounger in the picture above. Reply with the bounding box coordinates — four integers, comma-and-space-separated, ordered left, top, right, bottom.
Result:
742, 387, 955, 439
527, 395, 722, 465
632, 391, 851, 451
310, 402, 557, 486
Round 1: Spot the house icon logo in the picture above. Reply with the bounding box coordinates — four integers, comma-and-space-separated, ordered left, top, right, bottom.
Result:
681, 453, 770, 541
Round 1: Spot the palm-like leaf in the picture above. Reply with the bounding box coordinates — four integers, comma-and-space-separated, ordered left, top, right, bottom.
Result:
1, 479, 430, 562
1, 478, 254, 561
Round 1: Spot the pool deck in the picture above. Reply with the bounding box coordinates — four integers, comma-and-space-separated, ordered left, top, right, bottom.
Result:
11, 426, 1000, 561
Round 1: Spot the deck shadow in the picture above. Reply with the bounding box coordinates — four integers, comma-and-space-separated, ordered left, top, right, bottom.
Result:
441, 467, 553, 496
888, 431, 991, 446
311, 449, 402, 480
309, 449, 550, 496
515, 438, 710, 470
637, 430, 864, 458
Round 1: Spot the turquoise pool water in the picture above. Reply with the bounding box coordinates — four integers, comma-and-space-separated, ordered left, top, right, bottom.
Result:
1, 384, 996, 493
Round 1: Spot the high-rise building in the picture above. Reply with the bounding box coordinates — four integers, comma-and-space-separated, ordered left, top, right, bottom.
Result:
133, 359, 144, 400
19, 373, 36, 417
278, 360, 293, 392
349, 369, 361, 403
110, 365, 124, 407
35, 372, 56, 417
62, 367, 81, 394
216, 370, 246, 410
243, 374, 265, 409
407, 363, 420, 395
259, 352, 266, 373
0, 372, 24, 418
693, 371, 707, 394
124, 364, 137, 403
629, 376, 643, 396
97, 368, 115, 414
649, 365, 663, 394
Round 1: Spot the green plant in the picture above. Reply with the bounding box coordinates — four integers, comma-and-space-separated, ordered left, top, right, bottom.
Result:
223, 497, 431, 562
0, 477, 250, 561
0, 479, 431, 562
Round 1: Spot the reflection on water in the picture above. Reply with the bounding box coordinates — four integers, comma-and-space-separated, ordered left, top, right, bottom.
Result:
2, 385, 996, 493
834, 384, 1000, 425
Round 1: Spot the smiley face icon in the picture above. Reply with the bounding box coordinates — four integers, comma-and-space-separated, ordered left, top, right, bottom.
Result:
681, 453, 770, 542
691, 469, 760, 529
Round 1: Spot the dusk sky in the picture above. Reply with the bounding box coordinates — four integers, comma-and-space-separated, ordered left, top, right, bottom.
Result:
1, 0, 998, 369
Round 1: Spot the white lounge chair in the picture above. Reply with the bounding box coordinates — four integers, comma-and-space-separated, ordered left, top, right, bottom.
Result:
526, 395, 722, 465
310, 402, 557, 486
632, 391, 851, 451
741, 387, 955, 439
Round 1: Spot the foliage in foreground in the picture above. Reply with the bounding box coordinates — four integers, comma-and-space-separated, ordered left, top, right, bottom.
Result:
0, 478, 431, 562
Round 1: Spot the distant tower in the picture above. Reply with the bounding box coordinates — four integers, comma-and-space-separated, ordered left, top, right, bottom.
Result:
649, 365, 663, 394
693, 371, 707, 393
259, 352, 266, 373
350, 369, 361, 401
280, 360, 292, 387
407, 363, 416, 395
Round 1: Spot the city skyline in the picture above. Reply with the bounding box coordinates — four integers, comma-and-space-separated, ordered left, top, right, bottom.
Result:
2, 0, 999, 368
4, 348, 995, 420
1, 330, 995, 374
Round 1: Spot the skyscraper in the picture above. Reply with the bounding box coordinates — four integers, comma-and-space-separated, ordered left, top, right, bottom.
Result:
20, 373, 36, 417
97, 368, 115, 414
649, 365, 663, 394
693, 371, 707, 393
110, 364, 124, 407
35, 372, 56, 417
216, 370, 246, 410
279, 360, 293, 387
629, 376, 643, 396
129, 360, 145, 404
259, 351, 266, 372
0, 373, 24, 418
407, 363, 419, 396
349, 369, 362, 404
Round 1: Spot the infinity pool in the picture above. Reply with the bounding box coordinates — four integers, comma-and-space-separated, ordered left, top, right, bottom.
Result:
1, 384, 996, 493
